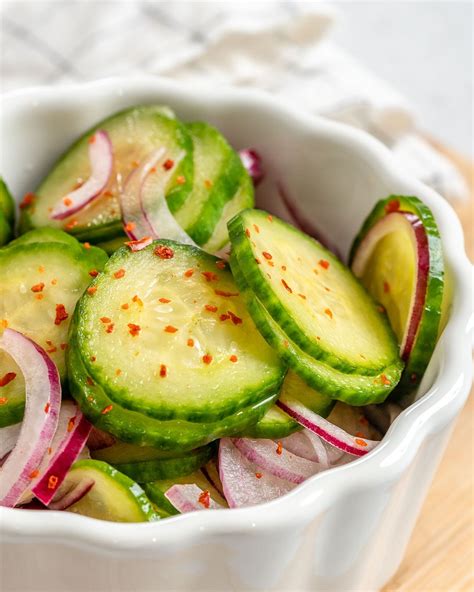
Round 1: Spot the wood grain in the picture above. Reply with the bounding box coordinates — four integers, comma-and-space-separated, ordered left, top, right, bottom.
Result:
383, 143, 473, 592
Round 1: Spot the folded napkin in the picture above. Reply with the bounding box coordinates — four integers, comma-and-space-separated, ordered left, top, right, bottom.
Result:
0, 1, 468, 201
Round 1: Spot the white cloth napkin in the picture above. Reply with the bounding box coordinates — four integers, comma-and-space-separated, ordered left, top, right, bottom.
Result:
0, 1, 468, 201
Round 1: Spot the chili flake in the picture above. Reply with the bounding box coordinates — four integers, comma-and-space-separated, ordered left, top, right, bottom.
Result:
383, 281, 390, 293
106, 323, 115, 334
229, 355, 238, 363
410, 373, 418, 383
159, 297, 171, 303
60, 343, 68, 351
46, 346, 57, 353
202, 354, 213, 364
20, 192, 36, 209
214, 289, 239, 297
63, 197, 72, 206
355, 438, 368, 447
29, 469, 40, 479
262, 252, 272, 260
114, 268, 126, 279
276, 441, 283, 455
216, 261, 226, 270
90, 356, 96, 362
88, 135, 96, 144
0, 320, 8, 328
51, 279, 57, 286
116, 369, 122, 376
227, 310, 242, 325
281, 265, 287, 271
124, 222, 136, 233
35, 294, 44, 301
255, 472, 263, 479
159, 364, 167, 378
176, 175, 186, 185
253, 224, 260, 233
319, 259, 330, 270
100, 317, 112, 324
164, 325, 178, 333
204, 179, 213, 189
44, 402, 50, 413
187, 338, 194, 347
377, 305, 386, 314
128, 323, 141, 337
154, 245, 174, 259
103, 190, 114, 198
54, 304, 68, 325
0, 397, 8, 405
298, 293, 307, 300
163, 158, 174, 170
65, 219, 78, 230
324, 308, 333, 319
47, 475, 59, 490
219, 313, 230, 321
132, 295, 143, 306
204, 304, 218, 313
87, 286, 97, 295
380, 374, 391, 386
385, 199, 400, 214
67, 417, 76, 432
31, 282, 45, 293
281, 279, 292, 293
267, 215, 273, 222
283, 340, 289, 348
86, 377, 94, 386
38, 265, 45, 273
255, 258, 261, 265
245, 228, 251, 238
83, 242, 91, 249
125, 237, 152, 251
198, 490, 210, 508
184, 269, 194, 278
101, 405, 113, 415
202, 271, 218, 282
121, 303, 130, 310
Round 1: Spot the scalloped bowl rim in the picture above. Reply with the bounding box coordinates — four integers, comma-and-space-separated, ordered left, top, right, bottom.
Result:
0, 76, 471, 553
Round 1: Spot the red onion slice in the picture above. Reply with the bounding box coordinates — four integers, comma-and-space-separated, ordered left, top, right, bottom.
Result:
201, 459, 224, 497
277, 397, 379, 457
0, 423, 21, 461
218, 438, 296, 508
232, 437, 322, 484
0, 329, 61, 507
48, 477, 95, 511
239, 149, 264, 186
164, 484, 224, 513
50, 130, 113, 220
278, 431, 332, 468
32, 402, 92, 505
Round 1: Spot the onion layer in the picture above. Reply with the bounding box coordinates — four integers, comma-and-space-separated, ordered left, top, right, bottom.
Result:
165, 484, 223, 513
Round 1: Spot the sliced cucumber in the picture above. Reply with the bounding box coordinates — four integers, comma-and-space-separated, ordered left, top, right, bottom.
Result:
68, 328, 278, 451
0, 239, 107, 426
0, 211, 12, 246
20, 106, 194, 242
0, 177, 15, 226
350, 195, 445, 393
92, 442, 214, 482
229, 209, 401, 376
74, 240, 284, 422
231, 256, 403, 405
173, 122, 246, 245
58, 460, 158, 522
241, 404, 300, 438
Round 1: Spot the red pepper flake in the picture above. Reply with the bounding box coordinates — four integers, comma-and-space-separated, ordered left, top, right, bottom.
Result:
383, 281, 390, 293
202, 354, 213, 365
255, 472, 263, 479
313, 268, 319, 275
106, 323, 115, 334
149, 167, 157, 174
124, 222, 136, 233
87, 286, 97, 295
202, 271, 218, 282
281, 265, 287, 271
377, 305, 386, 314
90, 356, 96, 362
128, 323, 141, 337
184, 268, 194, 278
101, 405, 113, 415
159, 364, 167, 378
125, 236, 152, 251
54, 304, 68, 325
103, 190, 114, 198
38, 265, 45, 273
158, 298, 171, 304
204, 179, 213, 189
214, 289, 239, 298
324, 308, 333, 319
198, 490, 210, 508
46, 346, 57, 354
229, 355, 238, 363
187, 338, 195, 347
355, 438, 368, 447
114, 268, 126, 279
245, 228, 251, 238
63, 197, 72, 206
219, 313, 230, 321
86, 376, 94, 386
281, 279, 292, 293
380, 374, 391, 386
89, 269, 99, 278
132, 295, 143, 306
88, 135, 96, 144
385, 199, 400, 214
268, 261, 275, 267
298, 293, 307, 300
359, 416, 369, 426
121, 303, 130, 310
267, 215, 273, 222
83, 242, 91, 250
176, 175, 186, 185
204, 304, 218, 313
67, 417, 76, 432
410, 373, 418, 383
131, 160, 140, 168
35, 294, 44, 301
164, 325, 178, 333
44, 402, 50, 414
216, 260, 226, 270
29, 469, 40, 479
0, 397, 8, 405
276, 441, 283, 455
47, 475, 59, 490
31, 282, 45, 293
255, 258, 261, 265
20, 192, 36, 209
48, 447, 52, 455
355, 431, 365, 438
283, 340, 289, 348
154, 245, 174, 259
60, 343, 68, 351
253, 224, 260, 233
163, 158, 174, 170
65, 219, 78, 230
227, 310, 243, 325
262, 252, 272, 260
100, 317, 112, 324
319, 259, 330, 270
115, 369, 122, 376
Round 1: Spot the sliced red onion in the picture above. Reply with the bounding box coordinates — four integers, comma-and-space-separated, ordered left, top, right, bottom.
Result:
32, 402, 92, 505
0, 423, 21, 461
51, 130, 113, 220
278, 430, 331, 468
239, 149, 264, 186
233, 437, 321, 484
218, 438, 296, 508
165, 484, 224, 513
277, 397, 379, 457
48, 477, 95, 511
0, 329, 61, 507
202, 459, 224, 497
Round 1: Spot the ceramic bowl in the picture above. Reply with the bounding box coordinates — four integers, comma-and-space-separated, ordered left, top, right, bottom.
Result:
0, 77, 471, 592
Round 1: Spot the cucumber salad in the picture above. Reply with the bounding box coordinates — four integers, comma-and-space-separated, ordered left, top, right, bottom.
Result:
0, 106, 447, 521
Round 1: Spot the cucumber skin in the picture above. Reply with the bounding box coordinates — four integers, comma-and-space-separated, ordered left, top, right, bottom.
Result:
228, 209, 401, 376
142, 483, 179, 517
230, 255, 403, 405
68, 459, 159, 522
0, 178, 15, 225
20, 106, 194, 241
95, 444, 215, 483
0, 213, 12, 246
75, 240, 285, 423
67, 325, 279, 451
349, 195, 445, 395
239, 408, 301, 439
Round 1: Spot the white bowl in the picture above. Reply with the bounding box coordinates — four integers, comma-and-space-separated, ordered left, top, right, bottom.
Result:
0, 77, 471, 592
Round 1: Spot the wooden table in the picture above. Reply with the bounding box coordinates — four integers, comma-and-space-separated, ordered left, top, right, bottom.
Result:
384, 144, 473, 591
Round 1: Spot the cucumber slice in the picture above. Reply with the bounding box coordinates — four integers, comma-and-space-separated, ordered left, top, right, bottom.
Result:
0, 211, 12, 246
231, 256, 403, 404
0, 240, 107, 426
20, 106, 193, 242
173, 122, 246, 245
92, 442, 214, 482
229, 209, 401, 376
241, 405, 300, 439
5, 227, 83, 250
0, 177, 15, 225
68, 329, 278, 451
350, 195, 445, 393
74, 240, 284, 422
59, 460, 158, 522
